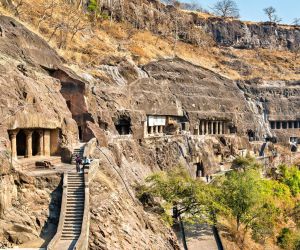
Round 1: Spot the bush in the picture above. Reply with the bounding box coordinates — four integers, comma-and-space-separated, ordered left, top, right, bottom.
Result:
277, 228, 300, 250
277, 228, 294, 249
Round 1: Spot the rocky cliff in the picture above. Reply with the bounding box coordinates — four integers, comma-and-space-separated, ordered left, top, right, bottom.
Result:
0, 6, 299, 249
96, 0, 300, 50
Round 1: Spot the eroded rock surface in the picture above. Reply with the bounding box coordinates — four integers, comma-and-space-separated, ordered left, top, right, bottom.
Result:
0, 173, 61, 248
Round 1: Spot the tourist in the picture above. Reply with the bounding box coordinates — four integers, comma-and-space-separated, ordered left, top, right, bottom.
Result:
82, 156, 91, 170
206, 174, 209, 183
75, 154, 81, 173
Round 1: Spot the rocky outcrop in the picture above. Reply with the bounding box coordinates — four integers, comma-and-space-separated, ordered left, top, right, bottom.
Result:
97, 0, 300, 50
89, 146, 180, 250
195, 18, 300, 50
0, 15, 79, 171
0, 173, 61, 248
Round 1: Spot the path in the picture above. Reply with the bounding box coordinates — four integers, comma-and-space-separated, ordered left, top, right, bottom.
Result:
176, 223, 221, 250
184, 223, 221, 250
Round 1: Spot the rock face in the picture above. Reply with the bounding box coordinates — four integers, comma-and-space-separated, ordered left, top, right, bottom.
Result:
0, 12, 300, 250
195, 18, 300, 50
0, 173, 61, 248
89, 152, 179, 250
237, 79, 300, 143
96, 0, 300, 50
0, 15, 86, 172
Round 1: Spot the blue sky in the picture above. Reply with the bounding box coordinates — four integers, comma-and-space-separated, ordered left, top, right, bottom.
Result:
196, 0, 300, 25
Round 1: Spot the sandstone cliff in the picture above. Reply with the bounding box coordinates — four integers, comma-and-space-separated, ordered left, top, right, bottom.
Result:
0, 3, 299, 249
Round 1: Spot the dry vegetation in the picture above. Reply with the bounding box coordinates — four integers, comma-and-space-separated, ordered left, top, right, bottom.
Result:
1, 0, 300, 81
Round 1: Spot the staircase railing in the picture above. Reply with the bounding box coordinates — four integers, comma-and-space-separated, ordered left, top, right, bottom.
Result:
47, 172, 68, 250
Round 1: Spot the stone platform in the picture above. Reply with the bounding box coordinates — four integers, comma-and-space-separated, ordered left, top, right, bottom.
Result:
13, 156, 62, 171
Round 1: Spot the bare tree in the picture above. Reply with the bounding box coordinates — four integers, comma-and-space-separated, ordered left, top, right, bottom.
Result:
293, 43, 300, 61
13, 0, 24, 17
211, 0, 239, 18
37, 0, 57, 30
263, 6, 282, 23
0, 0, 14, 9
293, 18, 300, 26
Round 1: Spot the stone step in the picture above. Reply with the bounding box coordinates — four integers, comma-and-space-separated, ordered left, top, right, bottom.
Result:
65, 214, 84, 217
65, 212, 84, 215
66, 205, 84, 207
62, 232, 81, 235
61, 237, 79, 240
63, 229, 81, 233
63, 228, 81, 232
62, 231, 81, 234
63, 225, 82, 228
65, 218, 83, 221
61, 234, 80, 238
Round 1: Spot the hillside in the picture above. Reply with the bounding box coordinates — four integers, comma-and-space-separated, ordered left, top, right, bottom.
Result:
1, 0, 300, 81
0, 0, 300, 250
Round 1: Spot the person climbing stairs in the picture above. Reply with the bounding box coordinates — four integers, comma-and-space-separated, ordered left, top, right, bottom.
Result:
71, 143, 85, 164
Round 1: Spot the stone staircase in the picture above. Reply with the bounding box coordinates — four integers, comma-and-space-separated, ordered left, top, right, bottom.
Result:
71, 144, 85, 164
47, 172, 86, 250
62, 173, 84, 241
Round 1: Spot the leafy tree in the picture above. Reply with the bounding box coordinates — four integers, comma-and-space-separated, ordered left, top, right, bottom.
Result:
279, 165, 300, 196
263, 6, 282, 23
211, 0, 240, 18
232, 155, 261, 171
217, 169, 282, 242
139, 166, 219, 225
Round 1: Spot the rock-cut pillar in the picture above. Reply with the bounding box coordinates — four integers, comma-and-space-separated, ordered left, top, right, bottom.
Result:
44, 130, 51, 157
38, 130, 44, 156
25, 130, 33, 158
220, 122, 223, 135
205, 121, 209, 135
9, 130, 18, 159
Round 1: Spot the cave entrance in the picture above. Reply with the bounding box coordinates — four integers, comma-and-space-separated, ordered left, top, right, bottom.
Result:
196, 161, 205, 178
16, 130, 26, 157
115, 118, 131, 135
247, 130, 255, 142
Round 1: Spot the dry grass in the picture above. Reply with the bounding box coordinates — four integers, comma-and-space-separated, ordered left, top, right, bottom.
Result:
1, 0, 300, 81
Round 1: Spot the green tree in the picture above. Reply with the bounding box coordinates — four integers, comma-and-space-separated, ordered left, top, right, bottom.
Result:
232, 155, 262, 171
138, 166, 219, 225
279, 165, 300, 196
217, 169, 283, 243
